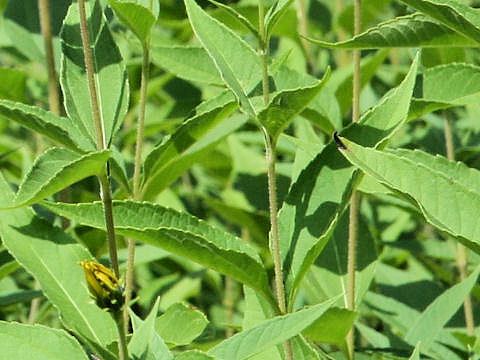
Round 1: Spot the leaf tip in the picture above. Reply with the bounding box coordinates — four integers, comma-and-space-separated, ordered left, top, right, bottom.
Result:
333, 131, 347, 150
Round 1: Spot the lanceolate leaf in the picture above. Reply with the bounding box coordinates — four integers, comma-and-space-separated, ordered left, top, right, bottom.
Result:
306, 13, 477, 49
108, 0, 156, 45
8, 148, 111, 208
208, 296, 339, 360
278, 54, 419, 307
399, 0, 480, 44
258, 69, 330, 143
61, 0, 129, 148
405, 266, 480, 352
336, 137, 480, 254
185, 0, 261, 117
0, 99, 95, 153
41, 200, 277, 309
207, 0, 259, 40
141, 102, 238, 197
265, 0, 294, 39
151, 46, 223, 85
0, 322, 89, 360
0, 174, 117, 353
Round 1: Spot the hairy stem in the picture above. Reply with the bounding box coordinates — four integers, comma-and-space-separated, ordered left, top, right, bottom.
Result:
78, 0, 119, 277
125, 40, 151, 332
444, 113, 474, 335
259, 1, 292, 359
114, 311, 129, 360
347, 0, 361, 358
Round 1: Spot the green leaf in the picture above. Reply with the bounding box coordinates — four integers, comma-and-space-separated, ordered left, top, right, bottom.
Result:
142, 102, 236, 196
399, 0, 480, 44
207, 0, 260, 40
409, 344, 421, 360
155, 302, 208, 346
0, 67, 26, 102
175, 351, 218, 360
336, 137, 480, 254
0, 289, 42, 306
278, 53, 419, 307
108, 0, 156, 45
265, 0, 294, 40
258, 69, 330, 143
303, 307, 356, 344
0, 322, 89, 360
41, 200, 277, 309
0, 100, 95, 153
0, 174, 117, 352
151, 46, 223, 85
8, 148, 111, 208
408, 98, 453, 121
405, 268, 480, 351
129, 298, 173, 360
207, 296, 339, 360
306, 13, 477, 49
185, 0, 261, 117
142, 110, 245, 199
61, 0, 129, 148
423, 63, 480, 104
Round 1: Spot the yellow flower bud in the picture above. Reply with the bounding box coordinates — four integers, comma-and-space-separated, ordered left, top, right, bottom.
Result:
78, 260, 124, 312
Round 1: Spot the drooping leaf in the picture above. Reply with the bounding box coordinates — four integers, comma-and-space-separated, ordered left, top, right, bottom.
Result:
0, 174, 117, 354
185, 0, 261, 117
155, 302, 209, 346
278, 53, 419, 307
258, 69, 330, 143
336, 137, 480, 254
150, 46, 223, 85
405, 266, 480, 352
0, 99, 95, 153
41, 200, 277, 309
306, 13, 476, 49
8, 148, 110, 208
208, 296, 339, 360
129, 298, 173, 360
399, 0, 480, 44
0, 322, 89, 360
61, 0, 129, 148
108, 0, 156, 45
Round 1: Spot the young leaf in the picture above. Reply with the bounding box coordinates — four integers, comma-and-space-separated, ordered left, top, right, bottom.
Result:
0, 174, 117, 352
399, 0, 480, 44
151, 46, 223, 85
129, 298, 173, 360
0, 99, 96, 153
306, 13, 477, 49
0, 322, 89, 360
8, 148, 111, 208
41, 200, 277, 309
184, 0, 261, 117
265, 0, 294, 40
258, 69, 330, 143
405, 266, 480, 352
155, 302, 209, 346
336, 137, 480, 254
207, 296, 339, 360
61, 0, 129, 148
108, 0, 156, 46
278, 53, 419, 307
207, 0, 260, 40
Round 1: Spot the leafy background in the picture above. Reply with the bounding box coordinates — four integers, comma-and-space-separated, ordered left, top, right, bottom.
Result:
1, 0, 480, 359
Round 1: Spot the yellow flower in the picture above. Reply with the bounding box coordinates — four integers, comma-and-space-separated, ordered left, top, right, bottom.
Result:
78, 260, 124, 312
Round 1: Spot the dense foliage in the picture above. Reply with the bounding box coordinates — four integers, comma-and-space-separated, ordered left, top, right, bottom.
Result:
1, 0, 480, 359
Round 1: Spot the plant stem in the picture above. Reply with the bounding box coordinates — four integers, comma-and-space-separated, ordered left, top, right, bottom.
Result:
38, 0, 60, 116
347, 0, 361, 358
114, 311, 129, 360
258, 2, 292, 359
77, 0, 120, 277
125, 39, 151, 332
444, 112, 475, 335
336, 0, 348, 67
296, 0, 315, 74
